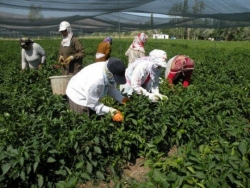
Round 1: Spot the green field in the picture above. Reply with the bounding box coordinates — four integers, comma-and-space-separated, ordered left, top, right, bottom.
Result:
0, 38, 249, 188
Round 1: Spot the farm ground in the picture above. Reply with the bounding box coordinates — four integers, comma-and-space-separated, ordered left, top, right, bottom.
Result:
78, 146, 177, 187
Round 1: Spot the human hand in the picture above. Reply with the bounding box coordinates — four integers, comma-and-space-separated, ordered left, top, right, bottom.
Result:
148, 93, 160, 102
58, 55, 64, 63
109, 108, 124, 122
122, 97, 130, 104
112, 111, 124, 122
62, 56, 74, 65
154, 94, 168, 101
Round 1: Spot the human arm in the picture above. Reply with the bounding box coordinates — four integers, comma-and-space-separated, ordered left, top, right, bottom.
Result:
105, 43, 111, 59
107, 84, 127, 104
35, 43, 46, 64
72, 37, 85, 60
21, 50, 28, 70
182, 70, 193, 87
130, 66, 150, 96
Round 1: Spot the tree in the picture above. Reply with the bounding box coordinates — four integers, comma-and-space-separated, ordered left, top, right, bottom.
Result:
168, 0, 205, 39
28, 4, 44, 21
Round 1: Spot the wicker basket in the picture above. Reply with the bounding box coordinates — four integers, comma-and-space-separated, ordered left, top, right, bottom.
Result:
49, 75, 72, 95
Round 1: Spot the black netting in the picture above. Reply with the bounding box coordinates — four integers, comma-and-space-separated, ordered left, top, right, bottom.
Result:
0, 0, 250, 37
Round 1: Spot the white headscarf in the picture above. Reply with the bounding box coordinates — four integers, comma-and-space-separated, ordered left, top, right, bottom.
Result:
61, 26, 73, 47
148, 49, 167, 82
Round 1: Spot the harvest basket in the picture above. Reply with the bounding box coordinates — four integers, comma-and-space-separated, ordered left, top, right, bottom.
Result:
49, 75, 72, 95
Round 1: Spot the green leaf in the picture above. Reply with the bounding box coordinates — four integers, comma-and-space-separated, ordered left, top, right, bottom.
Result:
93, 137, 99, 144
20, 170, 25, 181
238, 142, 247, 156
227, 174, 235, 183
38, 174, 44, 188
196, 183, 206, 188
87, 162, 92, 173
152, 169, 162, 182
26, 165, 31, 175
48, 149, 59, 154
1, 163, 11, 175
187, 166, 195, 173
132, 119, 137, 125
55, 181, 66, 188
19, 157, 24, 167
194, 171, 205, 179
96, 171, 105, 180
243, 168, 250, 173
80, 172, 91, 180
33, 162, 39, 172
94, 146, 102, 154
75, 161, 84, 169
47, 157, 56, 163
234, 180, 245, 188
67, 176, 77, 187
228, 160, 238, 169
208, 161, 216, 171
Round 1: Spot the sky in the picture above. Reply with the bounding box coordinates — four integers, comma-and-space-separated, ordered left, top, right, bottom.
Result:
0, 6, 169, 18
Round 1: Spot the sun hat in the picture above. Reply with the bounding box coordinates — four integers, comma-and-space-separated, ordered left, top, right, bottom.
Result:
149, 49, 167, 68
59, 21, 71, 32
107, 57, 126, 84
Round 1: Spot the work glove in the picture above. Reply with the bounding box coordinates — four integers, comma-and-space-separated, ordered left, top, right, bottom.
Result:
62, 56, 74, 65
121, 97, 130, 104
109, 108, 124, 122
155, 93, 168, 101
58, 55, 64, 63
148, 93, 160, 103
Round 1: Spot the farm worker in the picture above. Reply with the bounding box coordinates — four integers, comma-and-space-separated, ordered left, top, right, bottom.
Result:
58, 21, 85, 75
121, 49, 168, 102
66, 57, 129, 122
125, 33, 148, 67
165, 55, 195, 88
19, 38, 46, 70
95, 36, 112, 62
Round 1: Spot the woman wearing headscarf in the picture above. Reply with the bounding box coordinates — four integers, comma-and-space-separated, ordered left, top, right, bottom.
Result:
165, 55, 195, 88
19, 38, 46, 70
58, 21, 85, 75
122, 49, 168, 102
66, 58, 129, 122
95, 37, 112, 62
125, 33, 148, 67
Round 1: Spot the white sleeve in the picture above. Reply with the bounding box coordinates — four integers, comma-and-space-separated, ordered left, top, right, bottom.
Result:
21, 50, 27, 69
85, 84, 110, 115
36, 44, 46, 64
151, 71, 161, 94
131, 67, 149, 96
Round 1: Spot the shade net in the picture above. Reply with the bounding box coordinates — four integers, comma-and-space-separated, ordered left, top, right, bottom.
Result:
0, 0, 250, 37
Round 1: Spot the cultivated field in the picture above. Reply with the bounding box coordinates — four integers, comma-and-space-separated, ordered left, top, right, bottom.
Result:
0, 38, 249, 188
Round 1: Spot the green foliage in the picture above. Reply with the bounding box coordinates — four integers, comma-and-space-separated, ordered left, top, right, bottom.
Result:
0, 39, 249, 187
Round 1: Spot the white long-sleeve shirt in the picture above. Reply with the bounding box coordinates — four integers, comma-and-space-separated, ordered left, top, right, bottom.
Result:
21, 43, 46, 69
66, 61, 124, 115
123, 58, 161, 96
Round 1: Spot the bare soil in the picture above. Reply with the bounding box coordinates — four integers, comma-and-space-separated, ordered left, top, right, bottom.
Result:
77, 145, 178, 188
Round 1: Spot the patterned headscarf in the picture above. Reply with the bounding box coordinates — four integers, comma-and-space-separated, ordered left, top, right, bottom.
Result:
103, 37, 112, 45
130, 33, 148, 51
